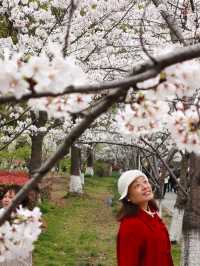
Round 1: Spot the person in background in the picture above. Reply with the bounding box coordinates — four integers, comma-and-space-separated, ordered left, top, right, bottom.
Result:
163, 175, 170, 197
117, 169, 174, 266
0, 186, 33, 266
0, 186, 20, 212
1, 188, 16, 207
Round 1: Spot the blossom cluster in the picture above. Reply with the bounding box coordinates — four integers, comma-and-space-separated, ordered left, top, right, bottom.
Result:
137, 60, 200, 100
116, 92, 169, 135
28, 93, 91, 119
115, 58, 200, 153
1, 1, 200, 152
167, 102, 200, 154
1, 1, 200, 263
0, 206, 42, 262
0, 49, 91, 118
0, 0, 68, 53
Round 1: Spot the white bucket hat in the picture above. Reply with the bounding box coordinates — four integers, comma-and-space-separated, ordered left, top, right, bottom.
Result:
117, 170, 148, 200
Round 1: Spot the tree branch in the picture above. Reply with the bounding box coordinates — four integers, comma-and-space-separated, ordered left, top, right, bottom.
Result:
77, 140, 152, 154
0, 119, 36, 152
152, 0, 186, 45
190, 0, 195, 12
62, 0, 76, 56
0, 88, 126, 224
140, 137, 188, 198
1, 42, 200, 104
0, 107, 30, 129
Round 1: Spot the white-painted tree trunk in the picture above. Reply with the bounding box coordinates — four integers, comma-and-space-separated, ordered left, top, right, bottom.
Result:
169, 208, 184, 243
69, 175, 83, 193
0, 253, 32, 266
80, 172, 85, 185
85, 167, 94, 176
181, 230, 200, 266
138, 153, 141, 170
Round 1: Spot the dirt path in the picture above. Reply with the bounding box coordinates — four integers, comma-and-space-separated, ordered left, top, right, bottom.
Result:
49, 175, 118, 265
50, 175, 69, 205
50, 175, 117, 225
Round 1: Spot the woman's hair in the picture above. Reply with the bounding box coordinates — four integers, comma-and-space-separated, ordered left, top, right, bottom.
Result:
0, 186, 20, 200
116, 198, 159, 221
0, 186, 30, 208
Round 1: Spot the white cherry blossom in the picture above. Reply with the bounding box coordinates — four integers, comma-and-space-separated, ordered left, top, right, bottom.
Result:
116, 92, 169, 136
167, 103, 200, 154
0, 206, 42, 262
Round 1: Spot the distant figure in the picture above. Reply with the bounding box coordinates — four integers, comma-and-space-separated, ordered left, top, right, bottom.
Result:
163, 176, 170, 197
169, 176, 177, 193
106, 196, 113, 206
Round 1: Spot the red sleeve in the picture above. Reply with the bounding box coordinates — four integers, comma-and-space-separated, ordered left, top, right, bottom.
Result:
117, 218, 145, 266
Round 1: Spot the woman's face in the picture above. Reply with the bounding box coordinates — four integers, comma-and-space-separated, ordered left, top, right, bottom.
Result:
2, 190, 16, 208
128, 176, 153, 208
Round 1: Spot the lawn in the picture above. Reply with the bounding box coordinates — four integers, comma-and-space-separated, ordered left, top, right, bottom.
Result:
33, 175, 180, 266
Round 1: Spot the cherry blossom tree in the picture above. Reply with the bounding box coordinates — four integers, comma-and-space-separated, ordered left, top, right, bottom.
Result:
1, 0, 200, 264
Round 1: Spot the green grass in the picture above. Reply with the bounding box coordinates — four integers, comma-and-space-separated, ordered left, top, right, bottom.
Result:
162, 208, 181, 266
33, 176, 118, 266
33, 175, 181, 266
172, 244, 181, 266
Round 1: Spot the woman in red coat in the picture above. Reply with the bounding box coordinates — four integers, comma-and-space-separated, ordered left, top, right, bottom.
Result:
117, 170, 174, 266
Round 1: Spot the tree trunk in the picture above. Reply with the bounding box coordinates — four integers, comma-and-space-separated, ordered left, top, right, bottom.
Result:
29, 135, 44, 173
182, 153, 200, 266
181, 230, 200, 266
85, 148, 94, 176
169, 208, 184, 243
69, 145, 82, 193
108, 164, 112, 176
29, 111, 48, 174
170, 153, 189, 243
28, 111, 47, 205
155, 148, 178, 199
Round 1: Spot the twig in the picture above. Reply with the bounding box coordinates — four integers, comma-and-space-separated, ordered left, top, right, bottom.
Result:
0, 107, 31, 129
77, 140, 153, 154
83, 2, 135, 62
0, 120, 36, 152
62, 0, 76, 56
139, 1, 158, 64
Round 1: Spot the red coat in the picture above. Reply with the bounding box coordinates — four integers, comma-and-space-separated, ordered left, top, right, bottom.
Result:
117, 209, 174, 266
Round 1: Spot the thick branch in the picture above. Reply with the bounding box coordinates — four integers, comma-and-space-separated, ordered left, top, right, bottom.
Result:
152, 0, 186, 45
0, 88, 126, 224
1, 43, 200, 104
190, 0, 195, 12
